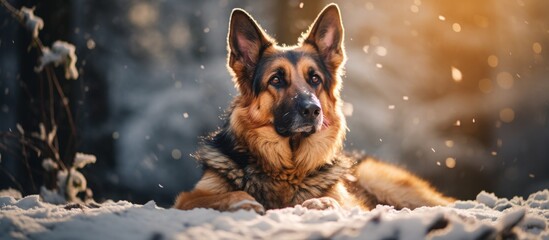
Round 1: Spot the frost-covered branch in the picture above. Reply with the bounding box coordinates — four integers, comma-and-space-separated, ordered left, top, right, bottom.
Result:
1, 1, 78, 137
36, 41, 79, 80
73, 153, 96, 169
41, 152, 96, 204
0, 0, 79, 79
20, 6, 43, 38
1, 0, 91, 204
0, 0, 45, 55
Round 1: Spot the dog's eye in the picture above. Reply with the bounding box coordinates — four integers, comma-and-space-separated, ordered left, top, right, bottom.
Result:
310, 74, 322, 86
269, 76, 283, 87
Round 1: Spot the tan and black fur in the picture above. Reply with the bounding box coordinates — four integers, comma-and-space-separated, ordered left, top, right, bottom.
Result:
174, 4, 454, 214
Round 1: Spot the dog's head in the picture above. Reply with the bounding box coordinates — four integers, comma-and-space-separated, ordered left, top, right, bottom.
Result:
227, 4, 346, 141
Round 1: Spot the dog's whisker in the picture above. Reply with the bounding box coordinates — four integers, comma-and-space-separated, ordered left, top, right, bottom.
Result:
322, 115, 331, 128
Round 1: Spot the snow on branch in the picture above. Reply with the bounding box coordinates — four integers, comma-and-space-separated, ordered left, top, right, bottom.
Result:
20, 6, 43, 38
35, 41, 79, 79
1, 2, 80, 80
40, 153, 96, 204
42, 158, 59, 171
73, 152, 96, 169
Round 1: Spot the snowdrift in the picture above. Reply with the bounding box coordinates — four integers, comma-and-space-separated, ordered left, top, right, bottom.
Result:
1, 190, 548, 239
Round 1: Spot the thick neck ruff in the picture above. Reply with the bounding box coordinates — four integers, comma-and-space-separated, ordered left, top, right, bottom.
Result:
196, 137, 353, 209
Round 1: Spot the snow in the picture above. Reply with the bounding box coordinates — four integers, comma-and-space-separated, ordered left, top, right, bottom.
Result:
41, 158, 58, 171
35, 41, 79, 80
1, 190, 547, 239
73, 152, 96, 169
20, 7, 43, 38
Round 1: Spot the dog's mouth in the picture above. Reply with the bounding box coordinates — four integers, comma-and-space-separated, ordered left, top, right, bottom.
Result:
293, 125, 314, 133
275, 121, 322, 137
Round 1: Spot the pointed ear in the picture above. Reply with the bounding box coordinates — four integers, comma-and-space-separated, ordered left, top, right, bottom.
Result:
227, 9, 273, 95
301, 4, 345, 70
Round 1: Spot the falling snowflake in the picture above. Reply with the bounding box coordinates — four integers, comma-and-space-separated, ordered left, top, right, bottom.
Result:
451, 66, 462, 82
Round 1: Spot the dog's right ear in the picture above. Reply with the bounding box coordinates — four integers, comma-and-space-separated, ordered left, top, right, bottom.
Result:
227, 9, 273, 95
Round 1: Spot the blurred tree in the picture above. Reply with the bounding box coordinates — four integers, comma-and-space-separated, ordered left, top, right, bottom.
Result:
275, 0, 321, 45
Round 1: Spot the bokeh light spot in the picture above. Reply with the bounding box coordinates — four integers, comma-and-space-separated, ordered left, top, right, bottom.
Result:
478, 78, 493, 94
362, 45, 370, 53
500, 108, 515, 123
171, 149, 182, 160
445, 157, 456, 168
487, 55, 498, 67
86, 39, 96, 50
128, 3, 158, 28
375, 46, 387, 56
410, 5, 419, 13
533, 42, 542, 54
496, 72, 514, 89
452, 23, 462, 32
169, 23, 190, 49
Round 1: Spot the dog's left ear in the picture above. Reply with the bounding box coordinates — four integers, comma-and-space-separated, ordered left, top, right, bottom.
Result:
301, 4, 345, 71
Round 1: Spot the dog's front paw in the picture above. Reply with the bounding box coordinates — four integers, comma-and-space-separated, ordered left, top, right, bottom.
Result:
301, 197, 341, 210
228, 199, 265, 214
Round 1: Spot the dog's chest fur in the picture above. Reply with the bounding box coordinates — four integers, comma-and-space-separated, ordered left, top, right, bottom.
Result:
197, 133, 354, 209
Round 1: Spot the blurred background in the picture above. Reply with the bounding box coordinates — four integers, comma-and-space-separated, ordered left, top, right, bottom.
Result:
0, 0, 548, 207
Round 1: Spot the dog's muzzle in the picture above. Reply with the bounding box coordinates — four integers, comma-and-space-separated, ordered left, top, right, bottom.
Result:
274, 94, 323, 137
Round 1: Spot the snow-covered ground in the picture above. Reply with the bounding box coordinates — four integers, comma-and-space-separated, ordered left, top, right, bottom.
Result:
1, 190, 547, 240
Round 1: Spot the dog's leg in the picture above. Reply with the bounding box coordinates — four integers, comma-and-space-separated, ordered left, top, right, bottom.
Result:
353, 158, 455, 209
173, 170, 265, 214
174, 190, 265, 214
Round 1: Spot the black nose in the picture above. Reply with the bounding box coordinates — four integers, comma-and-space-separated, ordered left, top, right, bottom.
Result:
299, 101, 321, 120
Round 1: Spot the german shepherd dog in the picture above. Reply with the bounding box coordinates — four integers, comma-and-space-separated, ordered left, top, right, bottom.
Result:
174, 4, 454, 214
